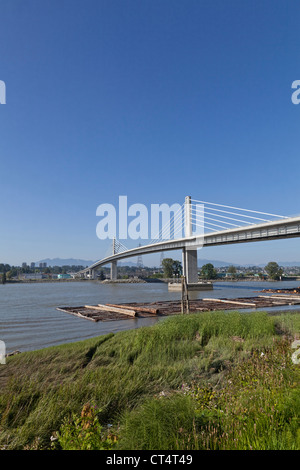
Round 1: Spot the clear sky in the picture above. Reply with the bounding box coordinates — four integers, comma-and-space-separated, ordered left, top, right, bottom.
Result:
0, 0, 300, 266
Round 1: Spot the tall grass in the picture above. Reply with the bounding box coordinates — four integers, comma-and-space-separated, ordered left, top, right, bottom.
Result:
0, 311, 299, 449
116, 336, 299, 450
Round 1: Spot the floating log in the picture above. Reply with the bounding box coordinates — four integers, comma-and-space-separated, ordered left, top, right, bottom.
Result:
202, 298, 257, 307
84, 305, 137, 317
258, 295, 300, 303
259, 295, 300, 299
98, 304, 137, 316
106, 303, 159, 314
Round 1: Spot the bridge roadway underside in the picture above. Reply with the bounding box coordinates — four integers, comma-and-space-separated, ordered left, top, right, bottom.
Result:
203, 226, 300, 246
84, 216, 300, 284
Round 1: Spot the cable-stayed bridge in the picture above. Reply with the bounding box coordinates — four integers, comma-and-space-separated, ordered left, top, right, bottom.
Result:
79, 197, 300, 286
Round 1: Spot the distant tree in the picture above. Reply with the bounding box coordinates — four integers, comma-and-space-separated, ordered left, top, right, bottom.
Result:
227, 266, 237, 277
98, 270, 105, 280
227, 265, 236, 274
265, 262, 283, 280
6, 270, 13, 280
201, 263, 217, 280
162, 258, 182, 278
149, 272, 164, 279
172, 260, 182, 277
1, 272, 6, 284
162, 258, 174, 278
0, 264, 10, 275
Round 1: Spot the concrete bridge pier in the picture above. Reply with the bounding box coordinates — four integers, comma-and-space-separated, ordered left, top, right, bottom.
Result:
183, 196, 199, 285
110, 237, 118, 281
182, 247, 198, 284
89, 269, 97, 280
111, 260, 117, 281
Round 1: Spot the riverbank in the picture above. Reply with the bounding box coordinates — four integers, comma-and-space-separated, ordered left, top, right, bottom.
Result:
2, 278, 88, 284
0, 310, 299, 450
0, 277, 221, 285
3, 276, 300, 285
101, 278, 147, 283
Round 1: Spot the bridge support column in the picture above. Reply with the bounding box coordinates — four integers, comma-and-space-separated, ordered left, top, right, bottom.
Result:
182, 248, 198, 284
183, 196, 199, 285
110, 237, 118, 281
111, 261, 117, 281
90, 269, 96, 280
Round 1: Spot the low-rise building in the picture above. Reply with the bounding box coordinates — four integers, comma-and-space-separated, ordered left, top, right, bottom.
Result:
20, 273, 43, 280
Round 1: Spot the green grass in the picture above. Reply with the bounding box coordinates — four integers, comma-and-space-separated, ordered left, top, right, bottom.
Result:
0, 310, 299, 450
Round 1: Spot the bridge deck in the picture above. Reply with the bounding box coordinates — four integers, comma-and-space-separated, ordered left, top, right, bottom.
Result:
80, 214, 300, 276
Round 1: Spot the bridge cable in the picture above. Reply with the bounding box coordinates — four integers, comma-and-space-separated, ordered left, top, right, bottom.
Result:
191, 199, 288, 219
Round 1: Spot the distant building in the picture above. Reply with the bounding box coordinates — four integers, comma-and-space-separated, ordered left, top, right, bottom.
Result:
216, 272, 226, 278
39, 262, 47, 268
57, 274, 71, 279
30, 262, 35, 269
69, 273, 78, 279
21, 273, 43, 280
22, 262, 27, 268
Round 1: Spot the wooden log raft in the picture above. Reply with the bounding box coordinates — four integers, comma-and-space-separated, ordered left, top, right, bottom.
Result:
56, 307, 99, 322
59, 294, 300, 323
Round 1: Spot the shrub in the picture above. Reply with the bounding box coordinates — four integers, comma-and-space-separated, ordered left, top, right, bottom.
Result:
56, 403, 118, 450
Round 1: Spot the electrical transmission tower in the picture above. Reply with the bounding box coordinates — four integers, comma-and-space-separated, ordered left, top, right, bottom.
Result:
137, 244, 143, 268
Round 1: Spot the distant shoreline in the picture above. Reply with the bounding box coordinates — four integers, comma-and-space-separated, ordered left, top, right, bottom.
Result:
1, 278, 88, 284
2, 277, 300, 285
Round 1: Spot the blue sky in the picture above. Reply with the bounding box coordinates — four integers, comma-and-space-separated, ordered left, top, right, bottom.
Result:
0, 0, 300, 266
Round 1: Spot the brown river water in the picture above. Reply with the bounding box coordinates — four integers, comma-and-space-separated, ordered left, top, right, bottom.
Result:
1, 280, 300, 353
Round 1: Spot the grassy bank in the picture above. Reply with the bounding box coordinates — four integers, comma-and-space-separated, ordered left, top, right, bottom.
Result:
0, 311, 299, 450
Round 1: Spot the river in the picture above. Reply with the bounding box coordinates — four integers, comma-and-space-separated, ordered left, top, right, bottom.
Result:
1, 280, 300, 353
